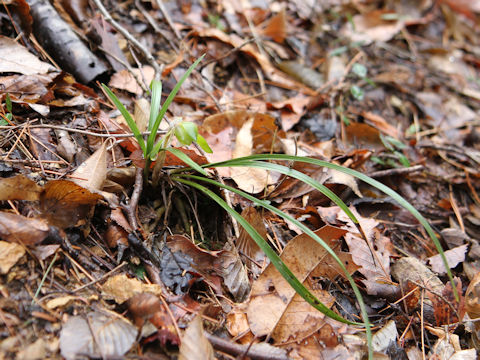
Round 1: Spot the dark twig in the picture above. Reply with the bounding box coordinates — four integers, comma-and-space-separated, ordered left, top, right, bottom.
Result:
367, 165, 424, 178
204, 332, 290, 360
125, 167, 143, 230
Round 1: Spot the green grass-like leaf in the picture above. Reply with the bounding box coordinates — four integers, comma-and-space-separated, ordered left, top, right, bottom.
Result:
150, 55, 205, 157
174, 174, 373, 359
205, 154, 458, 301
101, 84, 146, 155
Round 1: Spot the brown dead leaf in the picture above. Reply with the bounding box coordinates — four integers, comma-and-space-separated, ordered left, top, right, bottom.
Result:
0, 35, 55, 75
360, 111, 400, 139
230, 117, 272, 193
466, 272, 480, 320
266, 95, 310, 131
0, 212, 50, 246
0, 241, 25, 274
430, 279, 464, 326
179, 316, 214, 360
236, 206, 266, 267
39, 180, 102, 229
332, 207, 396, 296
428, 244, 468, 275
71, 141, 107, 192
391, 257, 444, 296
127, 292, 162, 327
259, 8, 287, 43
166, 234, 246, 297
192, 28, 315, 95
0, 175, 42, 201
246, 225, 347, 343
109, 66, 154, 95
101, 274, 163, 304
341, 10, 404, 45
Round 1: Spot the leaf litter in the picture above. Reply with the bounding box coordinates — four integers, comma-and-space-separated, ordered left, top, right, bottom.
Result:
1, 0, 480, 359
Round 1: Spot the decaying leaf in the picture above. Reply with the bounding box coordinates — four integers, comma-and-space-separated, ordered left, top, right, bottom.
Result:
428, 244, 468, 275
372, 320, 397, 353
166, 235, 240, 297
0, 212, 50, 246
71, 141, 107, 192
259, 8, 287, 43
337, 208, 395, 296
391, 257, 444, 296
236, 206, 266, 267
59, 311, 137, 360
179, 316, 214, 360
39, 180, 102, 228
101, 274, 164, 304
0, 175, 42, 201
0, 36, 55, 75
0, 241, 25, 274
108, 66, 154, 95
246, 225, 345, 343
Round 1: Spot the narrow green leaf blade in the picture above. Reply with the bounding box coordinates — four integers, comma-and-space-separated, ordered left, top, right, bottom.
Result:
206, 154, 457, 301
101, 84, 146, 155
174, 177, 362, 326
148, 54, 205, 152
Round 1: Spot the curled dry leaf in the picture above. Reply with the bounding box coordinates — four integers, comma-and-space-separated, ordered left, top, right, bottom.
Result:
179, 315, 214, 360
39, 180, 102, 228
71, 141, 107, 192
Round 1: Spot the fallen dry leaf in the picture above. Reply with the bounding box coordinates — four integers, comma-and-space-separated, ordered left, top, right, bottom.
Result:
0, 175, 42, 201
101, 274, 164, 304
71, 141, 107, 192
337, 208, 395, 296
192, 28, 315, 94
246, 225, 346, 343
428, 244, 468, 275
108, 66, 155, 95
0, 35, 55, 75
230, 117, 271, 193
60, 311, 137, 360
0, 241, 25, 274
341, 10, 404, 45
236, 206, 266, 267
179, 316, 214, 360
39, 180, 103, 229
0, 212, 50, 246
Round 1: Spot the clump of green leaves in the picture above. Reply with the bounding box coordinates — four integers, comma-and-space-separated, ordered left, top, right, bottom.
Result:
371, 134, 411, 168
102, 55, 456, 360
102, 54, 211, 178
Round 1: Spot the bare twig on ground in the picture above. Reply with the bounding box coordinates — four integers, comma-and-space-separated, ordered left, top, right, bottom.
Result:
204, 332, 289, 360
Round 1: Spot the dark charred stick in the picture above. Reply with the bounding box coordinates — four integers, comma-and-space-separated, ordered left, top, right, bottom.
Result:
27, 0, 108, 83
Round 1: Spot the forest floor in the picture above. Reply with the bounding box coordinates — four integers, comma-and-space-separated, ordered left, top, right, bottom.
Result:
1, 1, 480, 359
